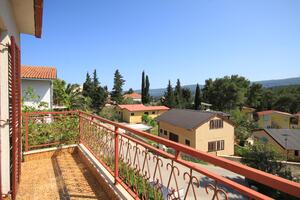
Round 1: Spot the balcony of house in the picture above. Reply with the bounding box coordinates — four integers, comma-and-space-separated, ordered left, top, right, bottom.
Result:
16, 111, 300, 200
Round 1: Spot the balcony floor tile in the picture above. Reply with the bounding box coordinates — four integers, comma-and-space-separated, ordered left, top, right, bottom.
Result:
17, 152, 110, 200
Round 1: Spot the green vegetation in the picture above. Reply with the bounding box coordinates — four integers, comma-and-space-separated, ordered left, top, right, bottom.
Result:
111, 69, 125, 104
98, 106, 121, 121
234, 145, 248, 157
241, 142, 296, 199
141, 71, 151, 104
194, 83, 201, 110
163, 80, 176, 108
53, 79, 91, 110
82, 70, 108, 113
230, 109, 257, 146
22, 87, 49, 112
142, 114, 157, 127
23, 115, 79, 149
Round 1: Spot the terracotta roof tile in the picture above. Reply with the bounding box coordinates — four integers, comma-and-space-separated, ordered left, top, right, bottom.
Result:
21, 66, 57, 80
118, 104, 169, 112
123, 93, 142, 99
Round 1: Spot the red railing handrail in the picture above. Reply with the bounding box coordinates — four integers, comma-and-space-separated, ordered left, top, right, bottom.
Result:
78, 111, 300, 198
22, 110, 300, 198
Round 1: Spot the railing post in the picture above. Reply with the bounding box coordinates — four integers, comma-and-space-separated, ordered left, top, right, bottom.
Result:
24, 113, 29, 152
78, 111, 82, 143
114, 126, 119, 185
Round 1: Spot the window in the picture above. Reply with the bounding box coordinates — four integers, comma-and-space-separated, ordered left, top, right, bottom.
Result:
164, 130, 168, 135
185, 139, 190, 146
208, 140, 224, 152
144, 112, 149, 115
295, 150, 299, 156
131, 113, 134, 116
152, 111, 156, 114
209, 119, 223, 129
169, 132, 179, 142
160, 129, 163, 134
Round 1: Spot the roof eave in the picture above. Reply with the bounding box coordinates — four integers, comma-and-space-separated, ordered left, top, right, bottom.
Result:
34, 0, 43, 38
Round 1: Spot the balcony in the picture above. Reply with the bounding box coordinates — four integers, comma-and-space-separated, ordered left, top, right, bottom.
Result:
17, 111, 300, 200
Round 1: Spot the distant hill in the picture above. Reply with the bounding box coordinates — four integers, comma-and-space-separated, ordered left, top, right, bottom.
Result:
136, 77, 300, 97
255, 77, 300, 88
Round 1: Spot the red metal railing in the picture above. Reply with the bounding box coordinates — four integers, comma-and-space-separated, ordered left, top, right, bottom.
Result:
23, 111, 79, 151
23, 111, 300, 199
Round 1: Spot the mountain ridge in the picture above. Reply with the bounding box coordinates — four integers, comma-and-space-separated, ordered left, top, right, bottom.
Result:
135, 77, 300, 97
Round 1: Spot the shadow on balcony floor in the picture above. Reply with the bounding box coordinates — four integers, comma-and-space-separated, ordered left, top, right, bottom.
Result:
17, 149, 110, 200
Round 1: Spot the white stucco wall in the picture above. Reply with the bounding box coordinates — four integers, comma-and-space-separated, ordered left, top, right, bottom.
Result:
0, 0, 21, 194
22, 79, 53, 110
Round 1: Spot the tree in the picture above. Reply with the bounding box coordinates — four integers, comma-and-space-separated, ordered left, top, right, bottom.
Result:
111, 69, 125, 104
125, 88, 134, 94
194, 84, 201, 110
247, 83, 264, 108
82, 70, 107, 112
53, 79, 90, 110
230, 109, 257, 146
182, 88, 192, 108
144, 75, 150, 104
53, 79, 68, 106
174, 79, 183, 108
82, 73, 93, 97
202, 75, 250, 111
241, 142, 294, 199
141, 71, 145, 103
65, 83, 91, 110
163, 80, 175, 108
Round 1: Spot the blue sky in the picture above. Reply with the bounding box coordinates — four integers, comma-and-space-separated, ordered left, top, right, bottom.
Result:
21, 0, 300, 90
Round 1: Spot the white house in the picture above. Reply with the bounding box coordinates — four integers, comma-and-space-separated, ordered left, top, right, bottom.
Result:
21, 66, 57, 110
0, 0, 43, 198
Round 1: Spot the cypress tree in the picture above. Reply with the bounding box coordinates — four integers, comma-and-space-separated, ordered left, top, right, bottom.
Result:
141, 71, 145, 104
174, 79, 183, 108
111, 69, 125, 104
144, 75, 150, 104
194, 83, 201, 110
164, 80, 175, 108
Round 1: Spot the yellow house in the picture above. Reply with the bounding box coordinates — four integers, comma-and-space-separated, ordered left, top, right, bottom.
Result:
116, 104, 169, 123
252, 129, 300, 161
256, 110, 292, 129
156, 109, 235, 156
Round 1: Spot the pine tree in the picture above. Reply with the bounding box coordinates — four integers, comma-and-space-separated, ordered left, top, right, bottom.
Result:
141, 71, 145, 104
82, 72, 92, 97
91, 69, 107, 112
164, 80, 175, 108
144, 75, 150, 104
111, 69, 125, 104
174, 79, 183, 108
194, 84, 201, 110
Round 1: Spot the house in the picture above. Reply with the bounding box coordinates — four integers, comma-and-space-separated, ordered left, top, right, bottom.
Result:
256, 110, 292, 129
252, 129, 300, 161
0, 0, 43, 198
123, 92, 142, 102
116, 104, 169, 123
156, 109, 235, 156
21, 66, 57, 110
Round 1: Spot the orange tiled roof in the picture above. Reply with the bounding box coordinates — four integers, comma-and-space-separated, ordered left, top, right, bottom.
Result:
118, 104, 169, 112
123, 93, 142, 99
256, 110, 292, 116
21, 66, 57, 80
